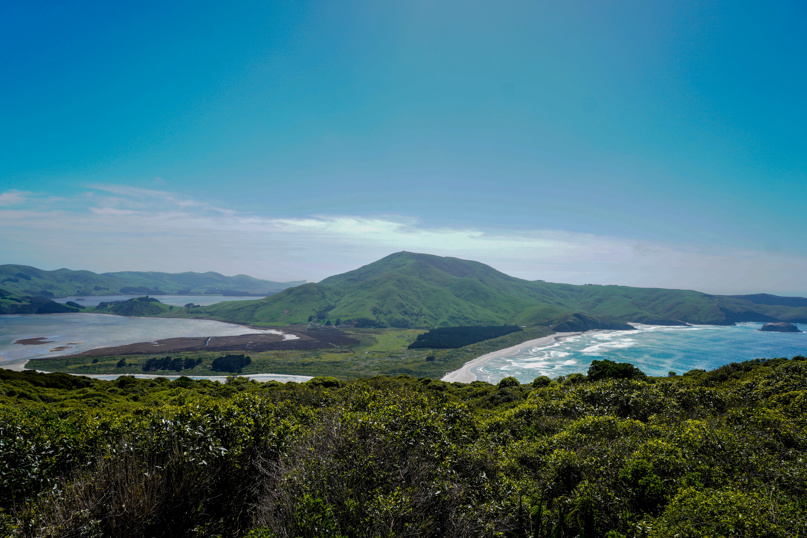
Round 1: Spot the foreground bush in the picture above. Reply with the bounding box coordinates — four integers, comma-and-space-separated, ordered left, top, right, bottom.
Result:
1, 357, 806, 536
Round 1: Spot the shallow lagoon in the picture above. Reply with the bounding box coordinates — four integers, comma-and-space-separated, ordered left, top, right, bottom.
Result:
473, 322, 807, 384
0, 313, 269, 369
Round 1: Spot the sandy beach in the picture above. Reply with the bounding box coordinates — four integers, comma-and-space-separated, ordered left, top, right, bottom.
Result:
441, 332, 583, 383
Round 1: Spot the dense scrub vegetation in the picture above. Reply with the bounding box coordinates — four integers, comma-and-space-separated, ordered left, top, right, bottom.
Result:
2, 357, 807, 536
93, 297, 174, 316
408, 325, 522, 349
211, 354, 253, 373
142, 356, 204, 372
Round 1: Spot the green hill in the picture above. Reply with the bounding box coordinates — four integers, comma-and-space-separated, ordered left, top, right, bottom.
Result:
191, 252, 807, 328
91, 296, 175, 316
0, 265, 303, 298
0, 288, 79, 314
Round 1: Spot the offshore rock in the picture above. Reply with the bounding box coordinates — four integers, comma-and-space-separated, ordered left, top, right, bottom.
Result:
760, 322, 801, 333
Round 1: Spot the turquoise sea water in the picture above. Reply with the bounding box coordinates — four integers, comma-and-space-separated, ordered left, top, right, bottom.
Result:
472, 323, 807, 384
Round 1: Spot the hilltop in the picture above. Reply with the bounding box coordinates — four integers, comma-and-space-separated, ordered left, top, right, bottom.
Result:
91, 296, 176, 317
0, 265, 303, 298
185, 252, 807, 328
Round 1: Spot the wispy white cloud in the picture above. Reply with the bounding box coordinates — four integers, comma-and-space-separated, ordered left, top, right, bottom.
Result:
1, 186, 806, 295
0, 190, 33, 206
87, 184, 233, 214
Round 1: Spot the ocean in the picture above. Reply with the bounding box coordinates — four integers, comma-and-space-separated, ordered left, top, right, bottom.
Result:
472, 322, 807, 384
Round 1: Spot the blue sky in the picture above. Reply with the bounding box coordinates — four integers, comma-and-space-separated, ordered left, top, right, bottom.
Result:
1, 1, 806, 295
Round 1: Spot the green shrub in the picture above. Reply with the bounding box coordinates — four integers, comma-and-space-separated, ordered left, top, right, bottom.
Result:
498, 376, 520, 389
531, 376, 551, 388
306, 376, 342, 388
649, 487, 789, 537
587, 359, 647, 382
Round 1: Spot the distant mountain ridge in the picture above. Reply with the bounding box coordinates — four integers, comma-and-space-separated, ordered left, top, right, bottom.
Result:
0, 265, 304, 298
191, 252, 807, 329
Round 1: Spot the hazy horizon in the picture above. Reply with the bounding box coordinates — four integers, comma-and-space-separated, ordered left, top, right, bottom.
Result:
2, 2, 805, 296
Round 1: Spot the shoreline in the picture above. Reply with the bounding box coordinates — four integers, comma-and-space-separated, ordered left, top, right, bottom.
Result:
441, 332, 584, 384
22, 369, 312, 384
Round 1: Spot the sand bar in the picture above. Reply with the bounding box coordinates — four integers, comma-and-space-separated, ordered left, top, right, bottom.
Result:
441, 332, 583, 383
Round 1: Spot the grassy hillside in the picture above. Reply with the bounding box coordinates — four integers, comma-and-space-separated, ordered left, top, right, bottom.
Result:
3, 356, 807, 536
185, 252, 807, 329
90, 296, 176, 316
0, 288, 79, 314
0, 264, 302, 298
716, 294, 807, 323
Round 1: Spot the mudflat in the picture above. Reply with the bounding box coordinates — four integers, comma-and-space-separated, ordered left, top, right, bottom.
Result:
59, 333, 303, 357
14, 337, 54, 345
44, 327, 359, 359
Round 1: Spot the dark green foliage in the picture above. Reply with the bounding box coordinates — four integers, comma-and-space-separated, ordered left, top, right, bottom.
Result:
306, 376, 342, 388
94, 296, 173, 316
532, 376, 552, 388
587, 359, 648, 382
0, 369, 93, 390
561, 372, 586, 385
619, 459, 667, 514
142, 356, 203, 372
651, 487, 793, 537
3, 357, 807, 536
210, 354, 252, 373
498, 376, 521, 389
409, 324, 522, 349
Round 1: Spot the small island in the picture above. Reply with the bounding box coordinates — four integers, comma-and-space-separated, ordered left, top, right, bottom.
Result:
760, 322, 802, 333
